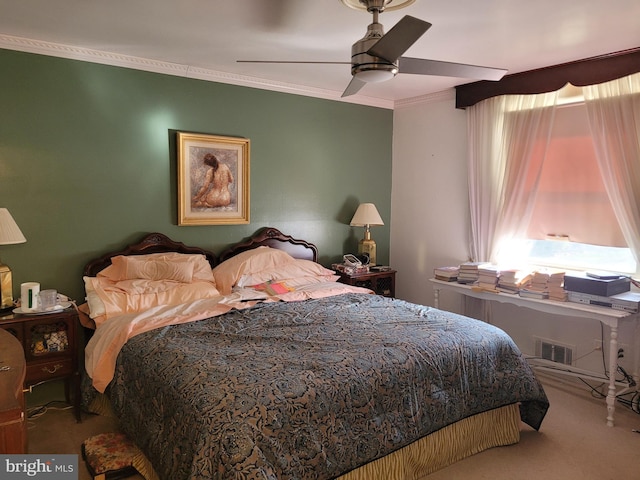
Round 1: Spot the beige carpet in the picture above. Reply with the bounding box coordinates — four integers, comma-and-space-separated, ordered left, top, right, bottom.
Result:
26, 374, 640, 480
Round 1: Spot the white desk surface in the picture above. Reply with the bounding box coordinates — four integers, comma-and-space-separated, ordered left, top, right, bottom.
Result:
430, 278, 634, 327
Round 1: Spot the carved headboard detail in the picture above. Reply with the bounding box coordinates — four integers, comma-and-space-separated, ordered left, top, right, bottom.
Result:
83, 232, 218, 277
217, 227, 318, 263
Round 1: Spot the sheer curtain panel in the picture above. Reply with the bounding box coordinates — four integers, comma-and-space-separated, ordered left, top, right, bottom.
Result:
583, 73, 640, 266
467, 92, 558, 263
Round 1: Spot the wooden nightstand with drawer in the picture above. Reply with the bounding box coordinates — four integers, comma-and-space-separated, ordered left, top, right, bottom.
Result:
0, 308, 81, 422
337, 269, 396, 298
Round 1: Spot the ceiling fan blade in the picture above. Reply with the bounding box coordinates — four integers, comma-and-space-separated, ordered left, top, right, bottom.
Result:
398, 57, 507, 81
367, 15, 431, 62
237, 60, 349, 65
342, 77, 367, 97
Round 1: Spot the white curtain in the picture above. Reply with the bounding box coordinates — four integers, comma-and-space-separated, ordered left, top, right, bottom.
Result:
582, 73, 640, 265
467, 91, 558, 262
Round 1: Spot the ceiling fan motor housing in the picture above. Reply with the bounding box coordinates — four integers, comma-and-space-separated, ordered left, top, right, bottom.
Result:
352, 0, 412, 13
351, 22, 398, 82
359, 0, 392, 12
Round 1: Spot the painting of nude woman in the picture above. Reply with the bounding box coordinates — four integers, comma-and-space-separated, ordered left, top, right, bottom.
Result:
177, 132, 250, 225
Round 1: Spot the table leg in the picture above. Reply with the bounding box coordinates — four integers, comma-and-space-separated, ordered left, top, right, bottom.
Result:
633, 320, 640, 414
434, 288, 440, 309
606, 324, 618, 427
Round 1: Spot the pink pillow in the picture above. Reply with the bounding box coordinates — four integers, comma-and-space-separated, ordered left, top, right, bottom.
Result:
274, 275, 340, 288
212, 247, 296, 294
237, 259, 336, 287
99, 253, 214, 282
122, 257, 194, 283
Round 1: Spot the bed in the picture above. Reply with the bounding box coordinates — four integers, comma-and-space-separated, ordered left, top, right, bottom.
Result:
80, 227, 549, 480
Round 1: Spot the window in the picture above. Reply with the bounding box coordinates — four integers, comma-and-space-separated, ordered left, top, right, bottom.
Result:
499, 239, 636, 274
495, 87, 637, 274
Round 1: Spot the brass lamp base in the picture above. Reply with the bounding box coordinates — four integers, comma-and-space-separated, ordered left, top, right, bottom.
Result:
0, 263, 14, 310
358, 238, 377, 266
0, 263, 13, 310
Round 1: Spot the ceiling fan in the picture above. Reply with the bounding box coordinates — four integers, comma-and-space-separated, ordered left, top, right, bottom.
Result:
238, 0, 507, 97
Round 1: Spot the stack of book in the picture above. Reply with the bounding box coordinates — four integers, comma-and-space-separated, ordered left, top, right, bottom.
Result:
477, 265, 500, 290
547, 271, 567, 301
519, 271, 550, 299
497, 268, 532, 294
434, 266, 459, 282
457, 262, 490, 284
531, 271, 550, 291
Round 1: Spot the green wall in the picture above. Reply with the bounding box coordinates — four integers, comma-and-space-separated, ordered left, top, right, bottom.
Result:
0, 49, 393, 302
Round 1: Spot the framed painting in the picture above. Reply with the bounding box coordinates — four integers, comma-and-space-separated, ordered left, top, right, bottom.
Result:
177, 132, 250, 225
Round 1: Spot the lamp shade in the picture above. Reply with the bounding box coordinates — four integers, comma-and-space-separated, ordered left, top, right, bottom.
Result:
0, 208, 26, 245
350, 203, 384, 227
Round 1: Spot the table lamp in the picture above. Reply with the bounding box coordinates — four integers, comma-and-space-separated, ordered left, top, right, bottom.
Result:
350, 203, 384, 265
0, 208, 26, 310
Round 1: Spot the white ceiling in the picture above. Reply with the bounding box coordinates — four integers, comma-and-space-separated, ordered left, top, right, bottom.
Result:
1, 0, 639, 109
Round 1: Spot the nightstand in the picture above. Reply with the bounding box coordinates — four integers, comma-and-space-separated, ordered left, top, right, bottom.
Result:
0, 308, 81, 422
337, 269, 396, 297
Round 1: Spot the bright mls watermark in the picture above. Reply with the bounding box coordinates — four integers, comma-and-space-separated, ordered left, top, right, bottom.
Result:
1, 455, 77, 479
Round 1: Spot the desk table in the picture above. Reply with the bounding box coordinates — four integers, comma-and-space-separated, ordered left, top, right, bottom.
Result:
430, 278, 640, 427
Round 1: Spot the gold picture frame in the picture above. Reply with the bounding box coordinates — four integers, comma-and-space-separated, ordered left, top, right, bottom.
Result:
177, 132, 250, 225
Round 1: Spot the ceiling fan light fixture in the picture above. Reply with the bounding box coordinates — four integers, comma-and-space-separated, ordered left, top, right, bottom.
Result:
350, 21, 398, 84
354, 68, 396, 83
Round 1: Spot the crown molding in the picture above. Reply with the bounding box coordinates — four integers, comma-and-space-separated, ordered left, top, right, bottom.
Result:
394, 88, 455, 109
0, 34, 395, 110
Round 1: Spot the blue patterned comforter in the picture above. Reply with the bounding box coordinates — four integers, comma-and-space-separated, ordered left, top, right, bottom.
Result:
108, 293, 548, 480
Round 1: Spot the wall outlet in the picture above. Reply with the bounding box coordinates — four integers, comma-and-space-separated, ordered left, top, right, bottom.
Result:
593, 339, 627, 352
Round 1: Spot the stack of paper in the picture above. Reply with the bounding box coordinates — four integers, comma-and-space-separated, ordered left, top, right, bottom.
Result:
434, 266, 459, 282
477, 265, 500, 290
497, 269, 532, 293
519, 271, 550, 299
547, 271, 567, 301
458, 262, 490, 284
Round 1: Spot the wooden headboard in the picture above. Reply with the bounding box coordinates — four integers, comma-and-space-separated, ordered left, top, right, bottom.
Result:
83, 232, 218, 277
83, 228, 319, 278
218, 227, 318, 263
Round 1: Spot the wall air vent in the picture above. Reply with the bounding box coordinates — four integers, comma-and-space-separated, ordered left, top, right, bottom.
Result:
535, 337, 574, 365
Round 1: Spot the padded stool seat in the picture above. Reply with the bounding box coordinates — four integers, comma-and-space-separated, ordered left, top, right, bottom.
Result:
81, 432, 140, 480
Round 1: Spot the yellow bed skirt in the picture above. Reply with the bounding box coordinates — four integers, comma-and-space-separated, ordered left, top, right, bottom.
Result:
88, 395, 520, 480
339, 403, 521, 480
